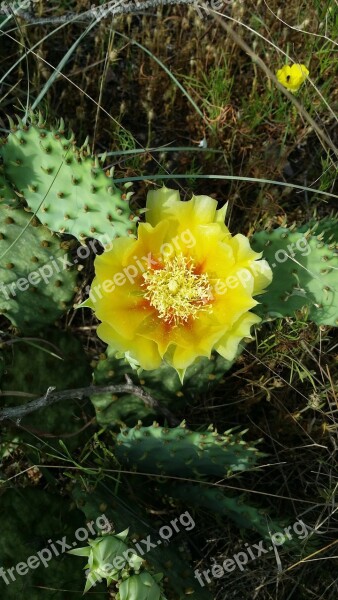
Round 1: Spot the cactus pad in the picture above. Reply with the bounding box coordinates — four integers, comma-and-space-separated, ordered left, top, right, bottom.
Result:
0, 114, 137, 245
115, 422, 262, 477
0, 169, 17, 206
0, 204, 77, 331
251, 225, 338, 326
167, 484, 281, 540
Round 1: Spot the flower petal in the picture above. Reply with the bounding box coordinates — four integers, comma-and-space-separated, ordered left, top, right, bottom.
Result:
145, 187, 231, 236
97, 322, 162, 370
214, 312, 261, 361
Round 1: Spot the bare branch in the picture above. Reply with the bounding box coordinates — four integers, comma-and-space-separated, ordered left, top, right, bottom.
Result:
0, 0, 220, 26
0, 378, 179, 425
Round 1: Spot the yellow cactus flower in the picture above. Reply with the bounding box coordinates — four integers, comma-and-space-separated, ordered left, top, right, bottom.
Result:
84, 188, 272, 381
276, 63, 309, 92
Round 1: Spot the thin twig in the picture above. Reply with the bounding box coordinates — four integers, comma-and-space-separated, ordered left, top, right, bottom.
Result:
0, 375, 179, 425
0, 0, 217, 25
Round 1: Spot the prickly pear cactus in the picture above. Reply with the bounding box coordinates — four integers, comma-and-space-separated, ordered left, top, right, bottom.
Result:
72, 485, 213, 599
251, 223, 338, 326
115, 422, 262, 477
0, 203, 77, 331
118, 571, 166, 600
0, 113, 138, 245
69, 528, 171, 598
167, 483, 316, 550
166, 484, 281, 540
0, 169, 16, 206
69, 528, 144, 592
298, 216, 338, 243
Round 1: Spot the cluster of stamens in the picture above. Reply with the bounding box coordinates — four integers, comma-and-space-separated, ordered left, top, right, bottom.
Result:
141, 255, 213, 326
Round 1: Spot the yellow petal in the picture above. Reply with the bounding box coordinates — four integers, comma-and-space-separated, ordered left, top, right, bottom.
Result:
276, 64, 309, 92
214, 312, 261, 361
145, 187, 231, 236
97, 322, 162, 370
145, 187, 181, 226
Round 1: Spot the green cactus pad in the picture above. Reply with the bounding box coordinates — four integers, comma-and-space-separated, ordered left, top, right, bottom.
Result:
114, 422, 262, 477
0, 204, 77, 331
0, 169, 17, 206
0, 114, 137, 245
298, 216, 338, 245
251, 225, 338, 326
167, 484, 281, 540
118, 571, 165, 600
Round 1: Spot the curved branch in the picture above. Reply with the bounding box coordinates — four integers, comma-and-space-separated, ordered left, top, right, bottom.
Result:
0, 375, 179, 425
0, 0, 218, 26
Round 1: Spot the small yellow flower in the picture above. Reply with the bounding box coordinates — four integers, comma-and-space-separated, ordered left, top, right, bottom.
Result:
84, 188, 272, 381
276, 64, 309, 92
